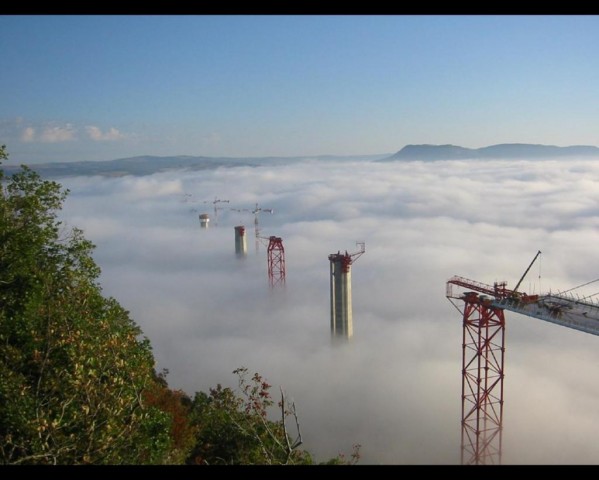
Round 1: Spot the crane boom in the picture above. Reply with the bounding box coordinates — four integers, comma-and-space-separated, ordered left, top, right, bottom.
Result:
512, 250, 541, 294
446, 249, 599, 465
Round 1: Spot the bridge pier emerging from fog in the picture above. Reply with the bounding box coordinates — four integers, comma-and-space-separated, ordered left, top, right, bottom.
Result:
329, 243, 365, 341
234, 225, 247, 256
329, 252, 353, 340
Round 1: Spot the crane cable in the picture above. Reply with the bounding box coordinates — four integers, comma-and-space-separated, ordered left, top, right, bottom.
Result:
560, 277, 599, 295
580, 291, 599, 301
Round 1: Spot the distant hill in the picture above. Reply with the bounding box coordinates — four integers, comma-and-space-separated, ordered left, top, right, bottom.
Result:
3, 153, 389, 179
4, 156, 254, 179
379, 143, 599, 162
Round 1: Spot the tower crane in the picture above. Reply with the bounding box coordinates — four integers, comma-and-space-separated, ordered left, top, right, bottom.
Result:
233, 210, 284, 288
446, 251, 599, 465
231, 202, 274, 253
203, 196, 229, 226
252, 203, 274, 253
250, 233, 286, 288
266, 236, 285, 288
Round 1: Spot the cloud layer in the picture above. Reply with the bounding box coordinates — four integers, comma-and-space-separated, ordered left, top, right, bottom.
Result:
56, 157, 599, 464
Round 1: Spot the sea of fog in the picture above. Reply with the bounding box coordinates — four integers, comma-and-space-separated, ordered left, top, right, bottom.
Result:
57, 157, 599, 464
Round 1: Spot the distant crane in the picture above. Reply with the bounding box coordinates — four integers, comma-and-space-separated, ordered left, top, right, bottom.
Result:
203, 196, 229, 226
181, 193, 194, 204
181, 193, 199, 213
254, 234, 286, 288
266, 236, 285, 288
446, 250, 599, 465
231, 203, 274, 253
252, 203, 274, 253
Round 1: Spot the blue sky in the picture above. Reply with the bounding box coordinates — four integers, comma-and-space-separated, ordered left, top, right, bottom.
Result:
2, 15, 599, 163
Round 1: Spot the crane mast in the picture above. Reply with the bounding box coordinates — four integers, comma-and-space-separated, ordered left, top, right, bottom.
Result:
446, 251, 599, 465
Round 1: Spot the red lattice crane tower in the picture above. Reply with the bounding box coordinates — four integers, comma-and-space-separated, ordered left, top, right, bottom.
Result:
447, 282, 508, 465
447, 250, 599, 465
267, 236, 285, 288
446, 252, 540, 465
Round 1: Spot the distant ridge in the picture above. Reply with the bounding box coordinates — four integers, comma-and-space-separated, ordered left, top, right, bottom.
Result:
3, 153, 389, 179
379, 143, 599, 162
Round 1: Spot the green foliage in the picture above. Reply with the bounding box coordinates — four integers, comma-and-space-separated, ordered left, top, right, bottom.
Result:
0, 148, 172, 464
318, 444, 362, 465
186, 367, 313, 465
0, 145, 360, 465
186, 367, 360, 465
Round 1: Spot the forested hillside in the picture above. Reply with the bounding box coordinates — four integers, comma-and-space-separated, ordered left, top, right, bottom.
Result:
0, 146, 359, 465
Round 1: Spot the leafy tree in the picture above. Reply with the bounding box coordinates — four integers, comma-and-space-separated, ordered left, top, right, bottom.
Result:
143, 370, 196, 464
186, 367, 360, 465
0, 145, 361, 465
0, 145, 173, 464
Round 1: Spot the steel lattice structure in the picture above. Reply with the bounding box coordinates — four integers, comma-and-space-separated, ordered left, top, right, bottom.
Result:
267, 236, 285, 287
447, 279, 510, 465
460, 293, 505, 465
447, 271, 599, 465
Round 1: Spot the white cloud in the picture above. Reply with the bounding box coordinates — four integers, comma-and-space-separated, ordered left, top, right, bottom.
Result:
56, 157, 599, 464
85, 125, 125, 141
39, 124, 76, 143
2, 119, 128, 146
20, 126, 35, 142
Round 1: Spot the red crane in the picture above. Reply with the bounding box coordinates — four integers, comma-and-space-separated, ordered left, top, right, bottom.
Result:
266, 236, 285, 288
446, 251, 599, 465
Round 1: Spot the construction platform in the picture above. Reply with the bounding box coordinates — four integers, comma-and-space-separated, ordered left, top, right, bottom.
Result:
447, 275, 599, 336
